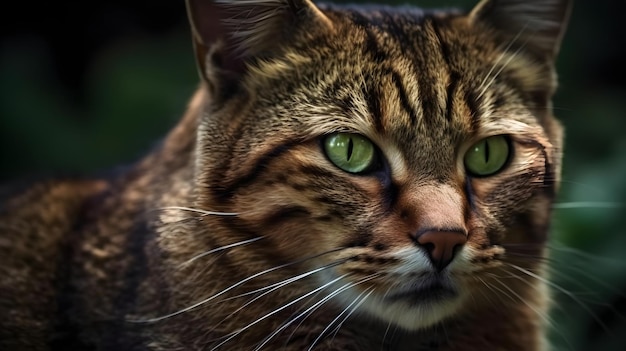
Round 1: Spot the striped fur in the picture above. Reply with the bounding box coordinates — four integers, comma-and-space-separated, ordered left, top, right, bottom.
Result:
0, 0, 570, 350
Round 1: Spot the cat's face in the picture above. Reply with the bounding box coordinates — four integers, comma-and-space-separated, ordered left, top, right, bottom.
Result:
186, 0, 569, 331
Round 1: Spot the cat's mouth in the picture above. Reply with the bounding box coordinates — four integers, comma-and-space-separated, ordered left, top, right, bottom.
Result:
386, 276, 458, 305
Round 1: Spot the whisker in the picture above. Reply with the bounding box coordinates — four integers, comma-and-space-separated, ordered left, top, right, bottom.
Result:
155, 206, 239, 216
211, 274, 349, 351
546, 262, 626, 301
326, 287, 374, 349
552, 202, 623, 209
479, 273, 571, 349
477, 23, 529, 101
179, 237, 263, 268
281, 285, 359, 346
475, 276, 509, 306
307, 287, 374, 351
490, 275, 573, 351
548, 243, 626, 266
505, 242, 626, 269
505, 263, 613, 336
211, 258, 352, 335
128, 248, 346, 323
331, 287, 375, 344
501, 250, 550, 263
262, 274, 380, 351
380, 319, 394, 351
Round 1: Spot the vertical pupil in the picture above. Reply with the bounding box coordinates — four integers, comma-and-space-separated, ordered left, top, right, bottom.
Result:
347, 137, 354, 161
484, 140, 490, 163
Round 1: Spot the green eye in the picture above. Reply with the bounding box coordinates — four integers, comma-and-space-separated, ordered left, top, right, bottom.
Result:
464, 135, 511, 177
324, 133, 377, 173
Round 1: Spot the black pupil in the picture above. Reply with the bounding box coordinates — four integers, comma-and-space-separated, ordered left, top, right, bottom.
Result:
484, 140, 490, 163
347, 137, 354, 161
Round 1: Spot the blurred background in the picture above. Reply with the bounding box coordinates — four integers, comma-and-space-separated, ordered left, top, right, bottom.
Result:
1, 0, 624, 349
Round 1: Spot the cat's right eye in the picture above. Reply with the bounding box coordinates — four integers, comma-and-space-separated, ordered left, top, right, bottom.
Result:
324, 133, 377, 174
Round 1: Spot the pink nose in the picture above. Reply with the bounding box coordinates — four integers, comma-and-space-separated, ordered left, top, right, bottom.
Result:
415, 230, 467, 270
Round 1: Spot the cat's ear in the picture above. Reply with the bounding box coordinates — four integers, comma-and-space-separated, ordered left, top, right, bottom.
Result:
470, 0, 572, 59
185, 0, 332, 94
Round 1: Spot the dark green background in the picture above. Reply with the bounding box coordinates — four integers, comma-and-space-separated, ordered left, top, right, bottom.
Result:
1, 1, 624, 349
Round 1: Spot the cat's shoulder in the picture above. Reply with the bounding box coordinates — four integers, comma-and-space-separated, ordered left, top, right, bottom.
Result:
0, 177, 110, 350
0, 176, 112, 274
0, 177, 109, 225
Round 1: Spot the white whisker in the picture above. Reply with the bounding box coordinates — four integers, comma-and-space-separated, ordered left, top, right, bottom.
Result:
506, 263, 613, 335
156, 206, 239, 216
545, 262, 626, 300
475, 276, 509, 306
212, 259, 351, 334
326, 288, 374, 349
477, 23, 528, 101
552, 202, 622, 209
307, 287, 373, 350
258, 274, 380, 351
212, 275, 348, 350
224, 261, 348, 303
179, 237, 263, 267
380, 318, 394, 351
490, 275, 572, 351
548, 243, 626, 266
129, 249, 345, 323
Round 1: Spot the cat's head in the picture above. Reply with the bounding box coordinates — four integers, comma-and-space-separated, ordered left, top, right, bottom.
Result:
184, 0, 570, 330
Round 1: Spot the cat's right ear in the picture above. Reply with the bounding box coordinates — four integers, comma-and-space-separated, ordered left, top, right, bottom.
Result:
185, 0, 332, 96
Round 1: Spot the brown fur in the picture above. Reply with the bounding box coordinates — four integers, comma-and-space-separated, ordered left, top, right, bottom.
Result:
0, 0, 571, 350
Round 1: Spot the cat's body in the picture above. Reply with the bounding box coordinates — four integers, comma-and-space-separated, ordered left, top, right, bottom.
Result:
0, 0, 571, 350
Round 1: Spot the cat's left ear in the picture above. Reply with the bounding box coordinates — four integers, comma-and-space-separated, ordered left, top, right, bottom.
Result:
470, 0, 572, 59
185, 0, 333, 95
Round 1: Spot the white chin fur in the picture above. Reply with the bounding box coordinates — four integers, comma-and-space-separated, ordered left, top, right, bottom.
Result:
357, 292, 464, 330
318, 247, 472, 330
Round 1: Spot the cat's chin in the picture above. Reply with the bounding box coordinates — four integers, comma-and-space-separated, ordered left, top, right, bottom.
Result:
321, 273, 467, 331
359, 284, 466, 331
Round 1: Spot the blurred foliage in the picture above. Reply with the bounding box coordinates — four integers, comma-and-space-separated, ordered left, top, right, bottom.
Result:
1, 1, 625, 350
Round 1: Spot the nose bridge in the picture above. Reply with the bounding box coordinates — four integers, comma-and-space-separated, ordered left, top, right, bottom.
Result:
403, 183, 469, 271
411, 183, 467, 232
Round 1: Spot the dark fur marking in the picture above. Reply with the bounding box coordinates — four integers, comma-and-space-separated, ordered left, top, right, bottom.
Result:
299, 165, 337, 179
445, 73, 460, 122
315, 195, 337, 205
49, 183, 116, 351
51, 194, 101, 350
348, 11, 387, 64
290, 182, 307, 191
107, 219, 150, 349
315, 215, 334, 222
219, 140, 300, 199
344, 230, 373, 248
464, 89, 483, 133
515, 139, 556, 197
262, 206, 312, 226
430, 19, 452, 65
464, 176, 477, 212
374, 242, 387, 251
380, 176, 398, 213
362, 81, 385, 133
415, 19, 443, 125
389, 69, 419, 126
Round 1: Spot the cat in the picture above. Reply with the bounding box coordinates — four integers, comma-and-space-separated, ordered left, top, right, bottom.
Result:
0, 0, 571, 350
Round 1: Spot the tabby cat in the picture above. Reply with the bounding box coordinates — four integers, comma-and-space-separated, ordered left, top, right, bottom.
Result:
0, 0, 571, 349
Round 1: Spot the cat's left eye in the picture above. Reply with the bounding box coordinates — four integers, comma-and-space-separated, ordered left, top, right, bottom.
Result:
324, 133, 377, 174
464, 135, 511, 177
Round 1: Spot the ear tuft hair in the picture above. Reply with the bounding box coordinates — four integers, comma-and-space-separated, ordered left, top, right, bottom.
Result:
470, 0, 572, 59
185, 0, 332, 92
